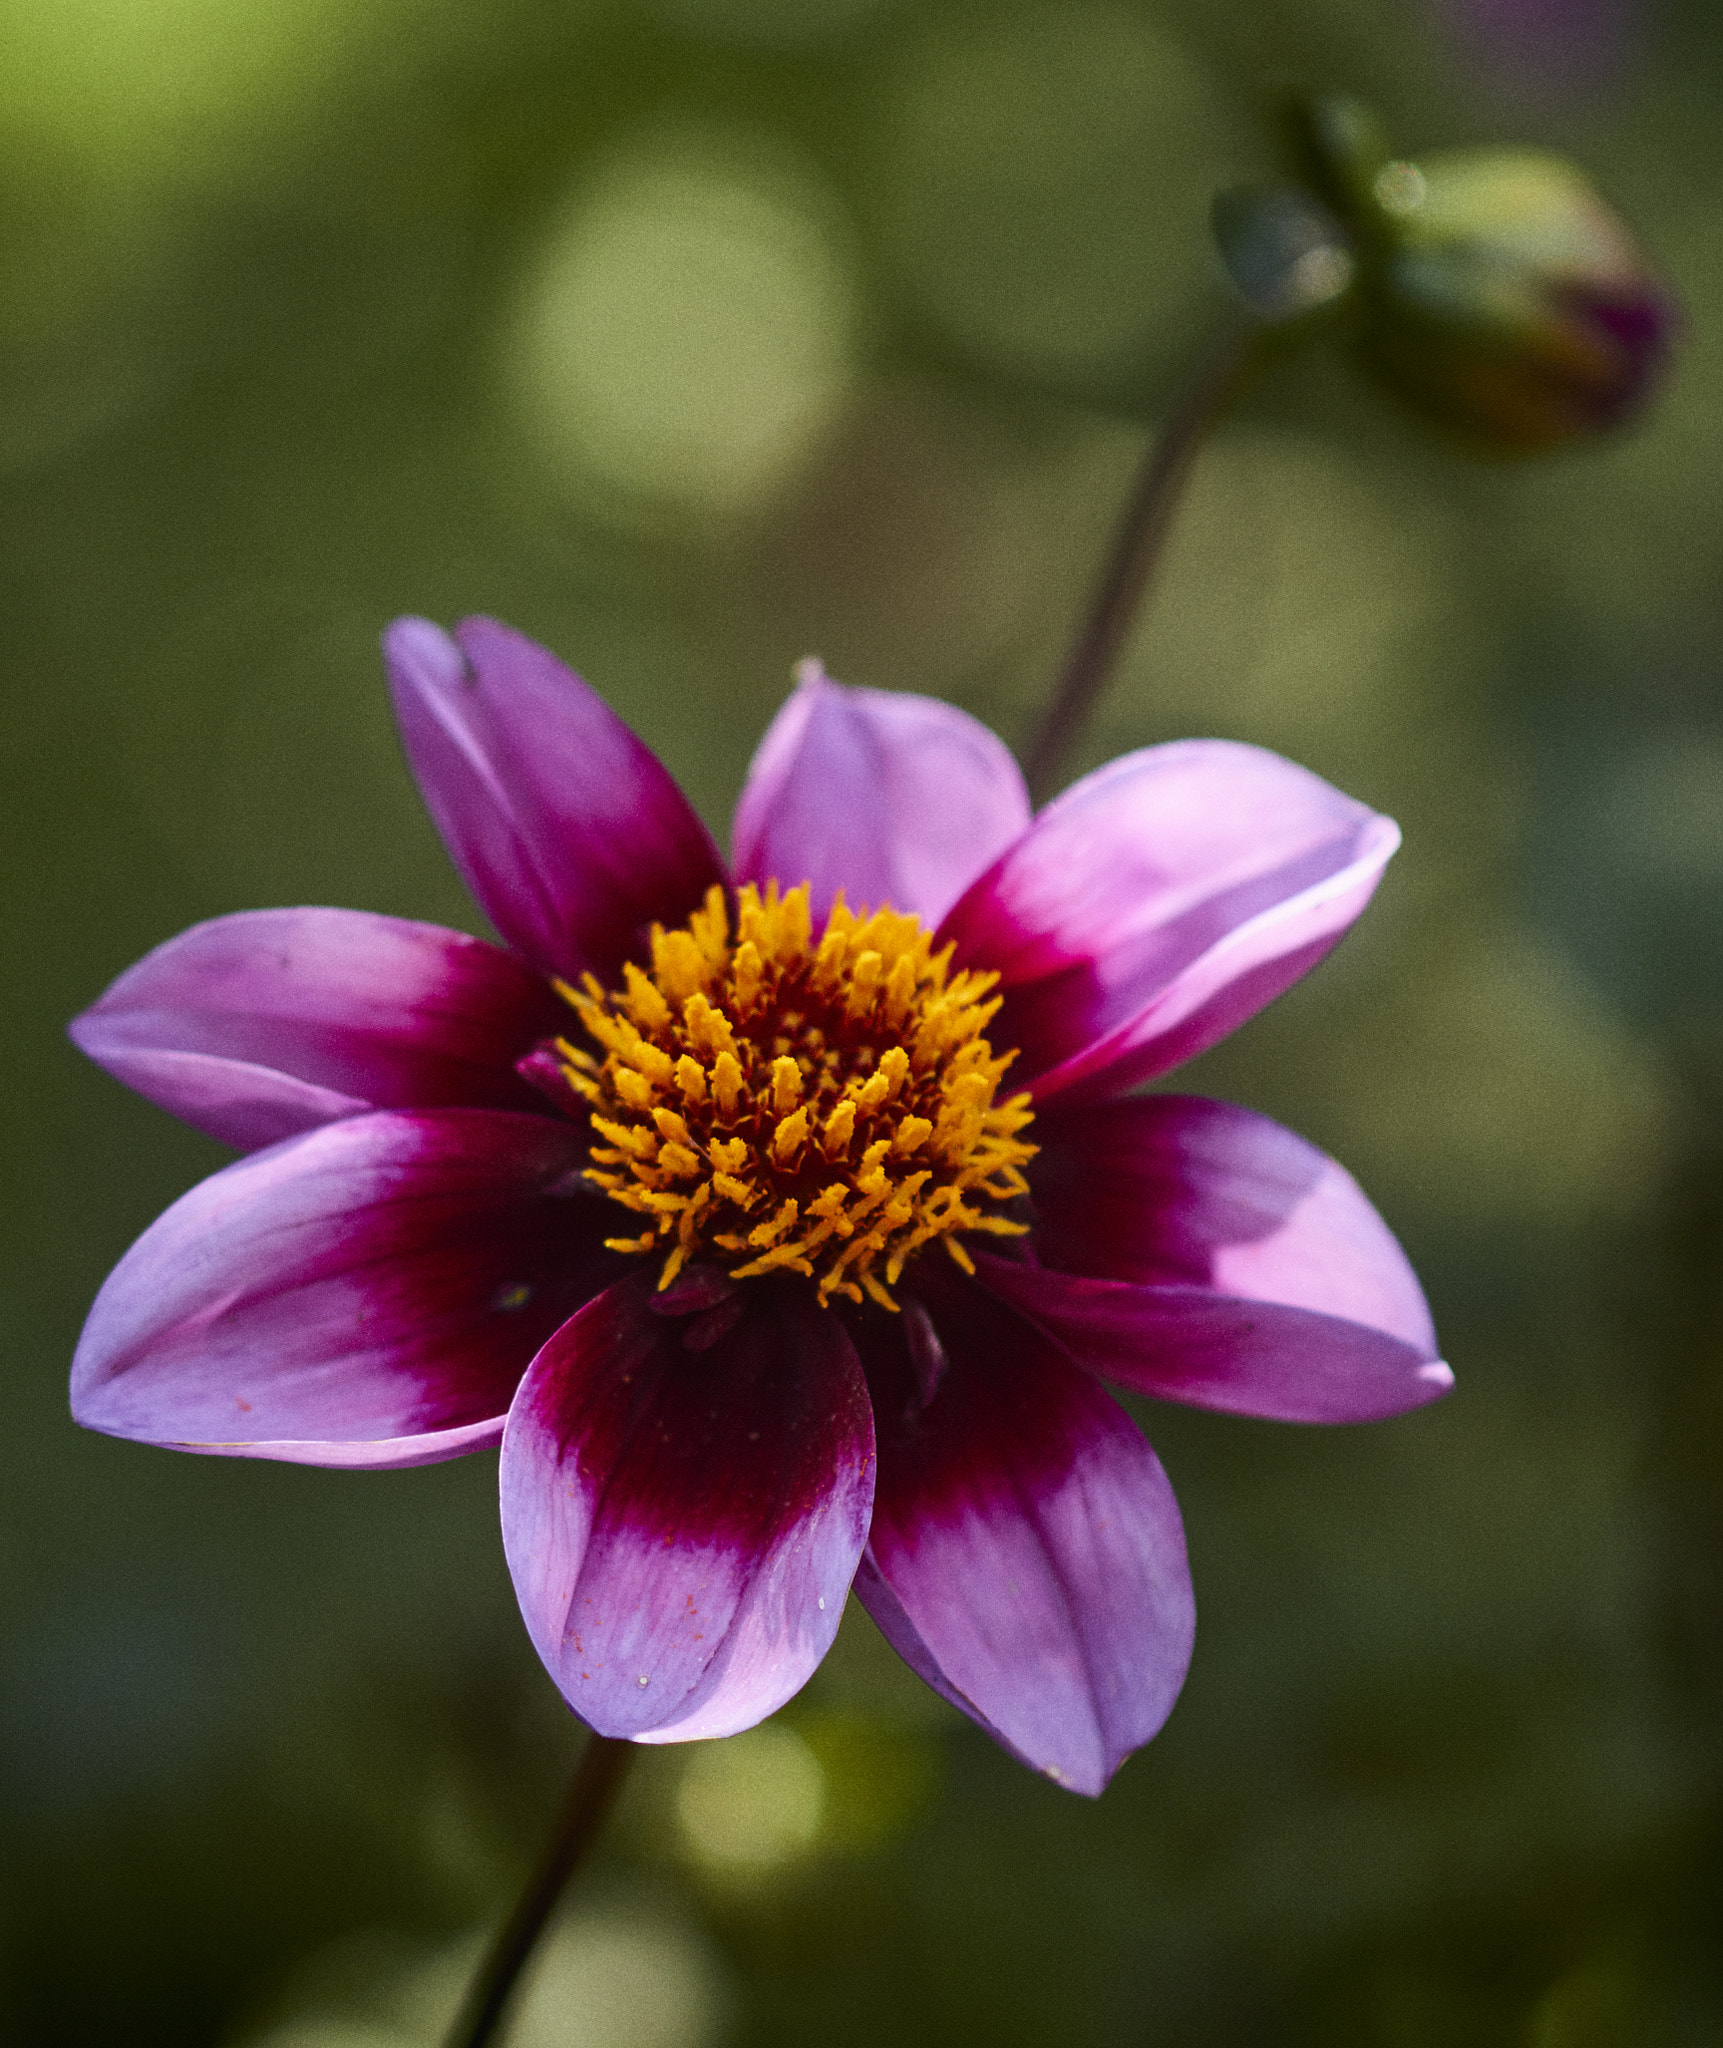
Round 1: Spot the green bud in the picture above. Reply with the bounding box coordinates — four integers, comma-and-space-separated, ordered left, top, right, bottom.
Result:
1297, 96, 1677, 451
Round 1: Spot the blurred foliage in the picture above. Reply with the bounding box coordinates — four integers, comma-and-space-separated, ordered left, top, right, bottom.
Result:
4, 0, 1723, 2043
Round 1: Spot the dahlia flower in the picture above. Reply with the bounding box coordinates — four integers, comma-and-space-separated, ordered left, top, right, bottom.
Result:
70, 618, 1448, 1793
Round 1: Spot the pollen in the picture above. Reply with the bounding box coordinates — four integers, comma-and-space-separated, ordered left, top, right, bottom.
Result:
559, 882, 1036, 1309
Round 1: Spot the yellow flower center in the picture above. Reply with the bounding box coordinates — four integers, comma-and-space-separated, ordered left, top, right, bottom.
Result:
556, 882, 1036, 1310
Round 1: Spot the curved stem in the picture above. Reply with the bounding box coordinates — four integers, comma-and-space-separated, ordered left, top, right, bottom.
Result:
1021, 321, 1259, 805
445, 1733, 636, 2048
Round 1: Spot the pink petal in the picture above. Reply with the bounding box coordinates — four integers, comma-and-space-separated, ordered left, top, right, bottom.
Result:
732, 662, 1031, 924
939, 740, 1399, 1100
500, 1278, 875, 1742
385, 617, 727, 983
979, 1259, 1452, 1424
986, 1096, 1449, 1423
68, 908, 565, 1150
1030, 1096, 1437, 1348
71, 1110, 614, 1468
854, 1267, 1193, 1795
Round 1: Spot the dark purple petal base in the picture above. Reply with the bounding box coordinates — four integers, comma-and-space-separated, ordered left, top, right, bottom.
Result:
501, 1278, 876, 1741
855, 1269, 1195, 1795
72, 1110, 615, 1467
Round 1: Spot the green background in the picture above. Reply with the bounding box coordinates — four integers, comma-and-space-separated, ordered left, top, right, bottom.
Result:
4, 0, 1720, 2041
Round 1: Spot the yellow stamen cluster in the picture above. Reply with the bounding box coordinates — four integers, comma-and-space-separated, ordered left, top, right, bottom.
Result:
556, 882, 1036, 1310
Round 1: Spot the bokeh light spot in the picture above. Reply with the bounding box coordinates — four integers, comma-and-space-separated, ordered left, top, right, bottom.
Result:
1374, 160, 1429, 217
878, 4, 1252, 386
241, 1910, 728, 2048
0, 0, 457, 185
503, 137, 858, 525
675, 1722, 826, 1874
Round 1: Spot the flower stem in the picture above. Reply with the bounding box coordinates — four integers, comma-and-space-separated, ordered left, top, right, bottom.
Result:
1021, 320, 1259, 805
444, 1733, 636, 2048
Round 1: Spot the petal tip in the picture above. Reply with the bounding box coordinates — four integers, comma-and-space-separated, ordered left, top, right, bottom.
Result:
67, 1372, 119, 1437
1040, 1758, 1108, 1798
790, 654, 835, 693
450, 615, 587, 691
382, 615, 466, 692
1417, 1359, 1455, 1393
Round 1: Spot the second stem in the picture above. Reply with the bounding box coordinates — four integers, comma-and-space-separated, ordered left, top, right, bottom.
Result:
444, 1733, 636, 2048
1021, 322, 1258, 805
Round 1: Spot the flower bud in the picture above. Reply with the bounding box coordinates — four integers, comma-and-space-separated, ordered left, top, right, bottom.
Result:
1299, 95, 1677, 450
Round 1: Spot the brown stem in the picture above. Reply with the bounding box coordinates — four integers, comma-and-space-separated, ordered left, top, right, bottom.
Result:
444, 1733, 636, 2048
1021, 321, 1259, 805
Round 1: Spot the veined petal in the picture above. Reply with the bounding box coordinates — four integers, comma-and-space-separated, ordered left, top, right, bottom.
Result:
385, 617, 727, 983
854, 1268, 1193, 1796
73, 1050, 369, 1155
991, 1097, 1448, 1422
979, 1261, 1451, 1423
69, 908, 564, 1150
939, 740, 1398, 1100
500, 1278, 874, 1742
1030, 1096, 1437, 1345
732, 663, 1031, 924
72, 1111, 614, 1468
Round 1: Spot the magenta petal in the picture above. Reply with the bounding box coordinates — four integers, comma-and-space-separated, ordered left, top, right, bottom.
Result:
72, 1049, 370, 1153
71, 1110, 614, 1468
500, 1279, 875, 1742
992, 1096, 1448, 1422
1031, 1096, 1437, 1347
69, 908, 566, 1149
385, 617, 727, 983
939, 740, 1399, 1099
855, 1269, 1193, 1795
978, 1259, 1452, 1424
732, 663, 1031, 924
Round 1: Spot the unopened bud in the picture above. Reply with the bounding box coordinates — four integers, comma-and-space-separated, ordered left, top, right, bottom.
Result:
1298, 95, 1677, 451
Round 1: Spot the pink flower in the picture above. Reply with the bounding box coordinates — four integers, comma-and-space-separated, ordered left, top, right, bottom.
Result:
69, 618, 1448, 1794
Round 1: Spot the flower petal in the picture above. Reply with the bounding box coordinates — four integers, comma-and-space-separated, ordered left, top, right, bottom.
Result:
939, 740, 1399, 1099
732, 662, 1031, 924
854, 1267, 1193, 1795
1030, 1095, 1437, 1345
71, 1110, 614, 1468
979, 1259, 1451, 1424
986, 1096, 1448, 1423
68, 908, 565, 1150
500, 1278, 875, 1742
385, 617, 727, 983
